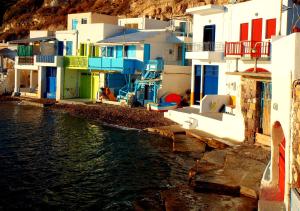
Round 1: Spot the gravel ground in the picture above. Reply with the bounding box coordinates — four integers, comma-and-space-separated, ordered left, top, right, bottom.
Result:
51, 103, 176, 129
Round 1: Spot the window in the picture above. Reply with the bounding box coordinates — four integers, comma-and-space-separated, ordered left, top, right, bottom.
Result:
81, 18, 87, 24
124, 45, 136, 58
72, 19, 78, 30
107, 47, 114, 57
240, 23, 249, 41
266, 19, 276, 39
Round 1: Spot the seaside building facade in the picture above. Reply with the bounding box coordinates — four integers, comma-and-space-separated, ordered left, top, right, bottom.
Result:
165, 0, 299, 144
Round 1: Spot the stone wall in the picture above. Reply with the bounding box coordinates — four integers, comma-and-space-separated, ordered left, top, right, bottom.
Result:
241, 77, 261, 144
292, 85, 300, 188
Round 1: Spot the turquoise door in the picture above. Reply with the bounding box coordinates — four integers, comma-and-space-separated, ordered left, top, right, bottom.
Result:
203, 65, 219, 96
144, 44, 151, 61
116, 46, 123, 58
66, 41, 73, 55
72, 19, 78, 30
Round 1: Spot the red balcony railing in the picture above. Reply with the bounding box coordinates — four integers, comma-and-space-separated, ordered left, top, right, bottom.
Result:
225, 41, 271, 58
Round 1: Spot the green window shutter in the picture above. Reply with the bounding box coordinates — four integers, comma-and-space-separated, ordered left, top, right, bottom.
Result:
95, 46, 99, 57
89, 45, 93, 57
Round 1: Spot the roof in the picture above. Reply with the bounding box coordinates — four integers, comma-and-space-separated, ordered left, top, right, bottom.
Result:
98, 30, 161, 44
8, 36, 56, 44
98, 30, 183, 44
0, 48, 17, 59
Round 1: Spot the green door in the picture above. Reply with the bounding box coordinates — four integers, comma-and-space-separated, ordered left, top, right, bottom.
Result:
80, 73, 91, 99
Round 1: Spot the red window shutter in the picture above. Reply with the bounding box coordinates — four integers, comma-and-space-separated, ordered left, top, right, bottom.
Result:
266, 18, 276, 39
240, 23, 249, 41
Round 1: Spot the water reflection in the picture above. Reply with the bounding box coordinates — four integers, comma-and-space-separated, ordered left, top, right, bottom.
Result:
0, 103, 185, 210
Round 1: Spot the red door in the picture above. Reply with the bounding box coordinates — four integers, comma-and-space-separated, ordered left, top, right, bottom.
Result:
251, 18, 263, 58
240, 23, 249, 56
279, 137, 285, 200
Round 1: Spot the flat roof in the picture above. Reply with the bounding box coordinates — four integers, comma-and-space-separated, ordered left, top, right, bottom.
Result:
8, 36, 56, 44
186, 4, 225, 16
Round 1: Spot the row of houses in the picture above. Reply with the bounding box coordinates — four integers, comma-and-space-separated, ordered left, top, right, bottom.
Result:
10, 13, 192, 107
3, 0, 300, 210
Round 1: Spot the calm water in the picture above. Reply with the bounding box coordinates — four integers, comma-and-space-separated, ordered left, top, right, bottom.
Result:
0, 103, 188, 210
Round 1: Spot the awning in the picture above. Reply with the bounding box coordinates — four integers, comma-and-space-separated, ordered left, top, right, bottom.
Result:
8, 36, 56, 44
0, 48, 17, 59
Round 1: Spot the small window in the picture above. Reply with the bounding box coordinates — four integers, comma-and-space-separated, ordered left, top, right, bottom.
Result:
81, 18, 87, 24
169, 49, 173, 55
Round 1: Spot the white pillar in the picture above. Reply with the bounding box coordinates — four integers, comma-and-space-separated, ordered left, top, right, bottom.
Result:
14, 69, 20, 93
38, 66, 46, 98
56, 66, 63, 101
29, 70, 34, 90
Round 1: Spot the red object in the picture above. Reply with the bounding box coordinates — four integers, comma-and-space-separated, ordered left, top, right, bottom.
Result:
244, 67, 270, 73
251, 18, 263, 58
224, 41, 270, 57
293, 26, 300, 33
240, 23, 249, 41
266, 18, 277, 39
165, 94, 181, 105
279, 138, 286, 200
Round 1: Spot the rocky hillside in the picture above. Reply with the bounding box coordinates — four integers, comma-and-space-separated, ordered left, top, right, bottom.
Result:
0, 0, 248, 41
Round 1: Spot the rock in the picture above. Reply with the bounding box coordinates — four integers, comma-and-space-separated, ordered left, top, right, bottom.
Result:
161, 185, 257, 211
173, 134, 206, 153
186, 129, 231, 149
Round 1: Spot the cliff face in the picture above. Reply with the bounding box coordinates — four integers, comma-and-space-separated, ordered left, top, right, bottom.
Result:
0, 0, 248, 41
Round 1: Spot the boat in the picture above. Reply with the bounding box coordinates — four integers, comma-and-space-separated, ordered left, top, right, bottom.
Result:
149, 102, 177, 112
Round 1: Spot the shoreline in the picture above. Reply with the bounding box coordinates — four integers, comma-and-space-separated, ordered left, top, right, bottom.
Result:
0, 96, 270, 210
0, 96, 176, 130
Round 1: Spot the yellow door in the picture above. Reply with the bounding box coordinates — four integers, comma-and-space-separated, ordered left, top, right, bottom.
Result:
92, 73, 100, 100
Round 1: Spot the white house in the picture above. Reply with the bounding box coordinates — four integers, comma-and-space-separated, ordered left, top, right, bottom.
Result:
165, 0, 300, 143
259, 32, 300, 211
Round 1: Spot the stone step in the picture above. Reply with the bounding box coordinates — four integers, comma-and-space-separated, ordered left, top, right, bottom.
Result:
193, 172, 240, 197
186, 129, 231, 149
173, 134, 206, 153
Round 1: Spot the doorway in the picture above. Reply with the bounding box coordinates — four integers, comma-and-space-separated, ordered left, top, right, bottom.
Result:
203, 25, 216, 51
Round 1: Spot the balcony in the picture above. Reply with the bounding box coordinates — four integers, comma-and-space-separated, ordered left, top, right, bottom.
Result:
144, 59, 164, 72
64, 56, 88, 69
88, 57, 143, 74
35, 55, 63, 67
17, 56, 34, 65
185, 42, 224, 62
225, 41, 271, 60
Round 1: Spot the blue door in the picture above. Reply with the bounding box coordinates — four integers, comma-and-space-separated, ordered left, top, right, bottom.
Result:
57, 41, 64, 56
116, 46, 123, 58
194, 65, 201, 105
144, 44, 151, 61
203, 65, 219, 96
46, 67, 57, 99
66, 41, 73, 55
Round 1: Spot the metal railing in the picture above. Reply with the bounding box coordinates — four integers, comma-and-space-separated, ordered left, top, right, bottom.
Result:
18, 56, 34, 65
225, 41, 271, 58
186, 42, 224, 52
36, 55, 55, 63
